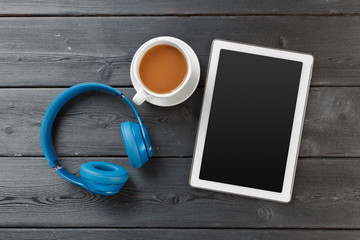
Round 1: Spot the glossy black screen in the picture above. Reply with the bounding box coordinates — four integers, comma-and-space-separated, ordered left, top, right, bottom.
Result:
199, 49, 303, 192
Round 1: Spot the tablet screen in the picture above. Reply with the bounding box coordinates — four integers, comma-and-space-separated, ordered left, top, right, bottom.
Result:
199, 49, 303, 193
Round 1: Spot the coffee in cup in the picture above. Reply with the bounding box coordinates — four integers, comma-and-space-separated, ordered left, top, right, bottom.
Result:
139, 44, 188, 94
131, 36, 199, 106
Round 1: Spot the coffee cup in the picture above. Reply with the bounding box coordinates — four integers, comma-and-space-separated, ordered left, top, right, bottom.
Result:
131, 36, 196, 106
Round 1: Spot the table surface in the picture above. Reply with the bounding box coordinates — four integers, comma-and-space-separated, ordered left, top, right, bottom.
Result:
1, 1, 360, 239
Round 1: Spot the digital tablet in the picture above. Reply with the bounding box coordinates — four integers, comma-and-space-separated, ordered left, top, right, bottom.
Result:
189, 39, 313, 203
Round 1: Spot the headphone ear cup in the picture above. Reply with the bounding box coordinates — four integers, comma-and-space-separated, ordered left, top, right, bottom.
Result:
121, 121, 149, 168
80, 161, 129, 195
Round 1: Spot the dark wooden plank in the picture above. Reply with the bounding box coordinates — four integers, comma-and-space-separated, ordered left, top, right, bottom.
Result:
0, 157, 358, 228
0, 88, 201, 157
301, 87, 360, 157
1, 0, 360, 15
0, 17, 357, 87
0, 229, 359, 240
1, 87, 360, 158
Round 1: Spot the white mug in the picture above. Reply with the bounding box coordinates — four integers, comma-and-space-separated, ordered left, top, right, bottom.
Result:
130, 36, 194, 106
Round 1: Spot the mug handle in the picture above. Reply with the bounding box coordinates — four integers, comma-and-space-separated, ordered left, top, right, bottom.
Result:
133, 88, 149, 105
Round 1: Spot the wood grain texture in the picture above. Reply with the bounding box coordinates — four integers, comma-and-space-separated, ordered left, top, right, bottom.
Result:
0, 0, 359, 15
1, 87, 360, 157
301, 87, 360, 157
0, 157, 358, 228
0, 0, 357, 237
0, 229, 359, 240
0, 17, 358, 86
0, 88, 201, 157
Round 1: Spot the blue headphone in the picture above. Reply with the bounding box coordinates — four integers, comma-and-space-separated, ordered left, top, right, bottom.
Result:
40, 82, 153, 195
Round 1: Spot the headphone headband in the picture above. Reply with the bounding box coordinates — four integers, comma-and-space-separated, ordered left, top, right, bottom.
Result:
40, 82, 153, 168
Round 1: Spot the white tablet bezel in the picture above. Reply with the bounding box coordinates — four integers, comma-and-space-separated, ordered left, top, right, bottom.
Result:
189, 39, 313, 203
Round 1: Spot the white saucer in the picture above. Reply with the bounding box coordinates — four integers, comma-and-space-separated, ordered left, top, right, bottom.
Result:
131, 38, 200, 107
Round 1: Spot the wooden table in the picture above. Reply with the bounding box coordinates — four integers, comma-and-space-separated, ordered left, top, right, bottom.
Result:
1, 1, 360, 239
